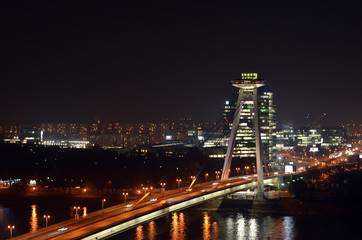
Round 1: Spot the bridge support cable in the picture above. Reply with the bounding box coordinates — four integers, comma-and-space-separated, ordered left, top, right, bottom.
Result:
190, 117, 233, 185
194, 116, 226, 149
151, 116, 227, 197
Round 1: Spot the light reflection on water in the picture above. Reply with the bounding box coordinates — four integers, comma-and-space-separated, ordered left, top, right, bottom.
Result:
236, 215, 245, 238
148, 221, 156, 240
282, 216, 295, 240
202, 212, 218, 240
135, 225, 144, 240
30, 204, 38, 232
202, 211, 211, 240
83, 206, 87, 217
170, 212, 186, 240
120, 212, 300, 240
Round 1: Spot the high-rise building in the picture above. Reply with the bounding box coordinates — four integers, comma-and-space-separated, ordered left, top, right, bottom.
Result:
224, 73, 277, 162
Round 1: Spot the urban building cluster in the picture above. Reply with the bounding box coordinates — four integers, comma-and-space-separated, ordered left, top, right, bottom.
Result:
276, 126, 346, 149
0, 73, 357, 161
0, 120, 216, 148
341, 122, 362, 138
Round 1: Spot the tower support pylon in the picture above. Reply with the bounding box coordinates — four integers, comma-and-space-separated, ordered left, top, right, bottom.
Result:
221, 73, 265, 199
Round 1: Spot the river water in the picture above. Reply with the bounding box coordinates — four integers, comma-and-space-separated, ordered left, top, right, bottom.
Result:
0, 200, 360, 239
111, 211, 360, 240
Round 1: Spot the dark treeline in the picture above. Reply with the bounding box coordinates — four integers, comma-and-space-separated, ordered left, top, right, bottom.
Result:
0, 144, 229, 195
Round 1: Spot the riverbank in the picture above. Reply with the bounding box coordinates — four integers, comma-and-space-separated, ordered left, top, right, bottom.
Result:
0, 190, 128, 207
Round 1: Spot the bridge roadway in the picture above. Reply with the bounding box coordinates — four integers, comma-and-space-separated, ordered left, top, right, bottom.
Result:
12, 173, 288, 240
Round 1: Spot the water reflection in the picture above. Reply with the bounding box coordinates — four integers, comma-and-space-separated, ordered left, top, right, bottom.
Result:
170, 212, 186, 240
236, 215, 245, 239
83, 207, 87, 217
202, 211, 219, 240
249, 218, 258, 240
30, 204, 38, 232
283, 216, 295, 240
135, 225, 144, 240
202, 212, 211, 240
211, 221, 218, 240
148, 221, 156, 240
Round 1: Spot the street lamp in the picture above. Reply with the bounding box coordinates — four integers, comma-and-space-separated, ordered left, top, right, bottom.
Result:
43, 215, 50, 227
215, 171, 220, 180
204, 173, 209, 182
8, 225, 15, 239
102, 199, 106, 212
236, 167, 240, 175
160, 182, 166, 189
122, 192, 128, 203
176, 179, 181, 188
74, 206, 80, 220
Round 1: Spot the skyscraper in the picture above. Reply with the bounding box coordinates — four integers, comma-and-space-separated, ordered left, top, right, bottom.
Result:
224, 73, 277, 163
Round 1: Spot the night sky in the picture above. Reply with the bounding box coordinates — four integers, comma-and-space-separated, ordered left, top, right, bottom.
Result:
1, 1, 361, 125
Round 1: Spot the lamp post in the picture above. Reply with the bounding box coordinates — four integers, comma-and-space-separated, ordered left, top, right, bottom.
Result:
8, 225, 15, 239
215, 171, 220, 180
205, 173, 209, 182
74, 206, 80, 220
122, 192, 128, 203
160, 183, 166, 194
102, 199, 106, 212
176, 179, 181, 188
236, 167, 240, 175
43, 215, 50, 227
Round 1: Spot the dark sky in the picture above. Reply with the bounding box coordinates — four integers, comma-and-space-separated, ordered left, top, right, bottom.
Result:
1, 0, 361, 125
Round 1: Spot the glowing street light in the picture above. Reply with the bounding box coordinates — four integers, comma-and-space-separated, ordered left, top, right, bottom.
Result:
43, 215, 50, 227
236, 167, 240, 175
122, 192, 128, 203
74, 206, 80, 220
205, 173, 209, 182
215, 171, 220, 180
160, 182, 166, 189
101, 199, 106, 214
176, 179, 181, 188
8, 225, 15, 239
74, 206, 80, 214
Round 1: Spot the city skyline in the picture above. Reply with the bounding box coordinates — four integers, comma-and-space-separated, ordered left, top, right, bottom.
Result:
1, 1, 361, 125
1, 2, 362, 239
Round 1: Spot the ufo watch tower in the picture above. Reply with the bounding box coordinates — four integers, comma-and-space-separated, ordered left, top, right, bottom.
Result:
221, 73, 266, 199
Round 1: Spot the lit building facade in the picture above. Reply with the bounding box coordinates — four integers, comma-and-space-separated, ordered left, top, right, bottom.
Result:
294, 127, 344, 148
